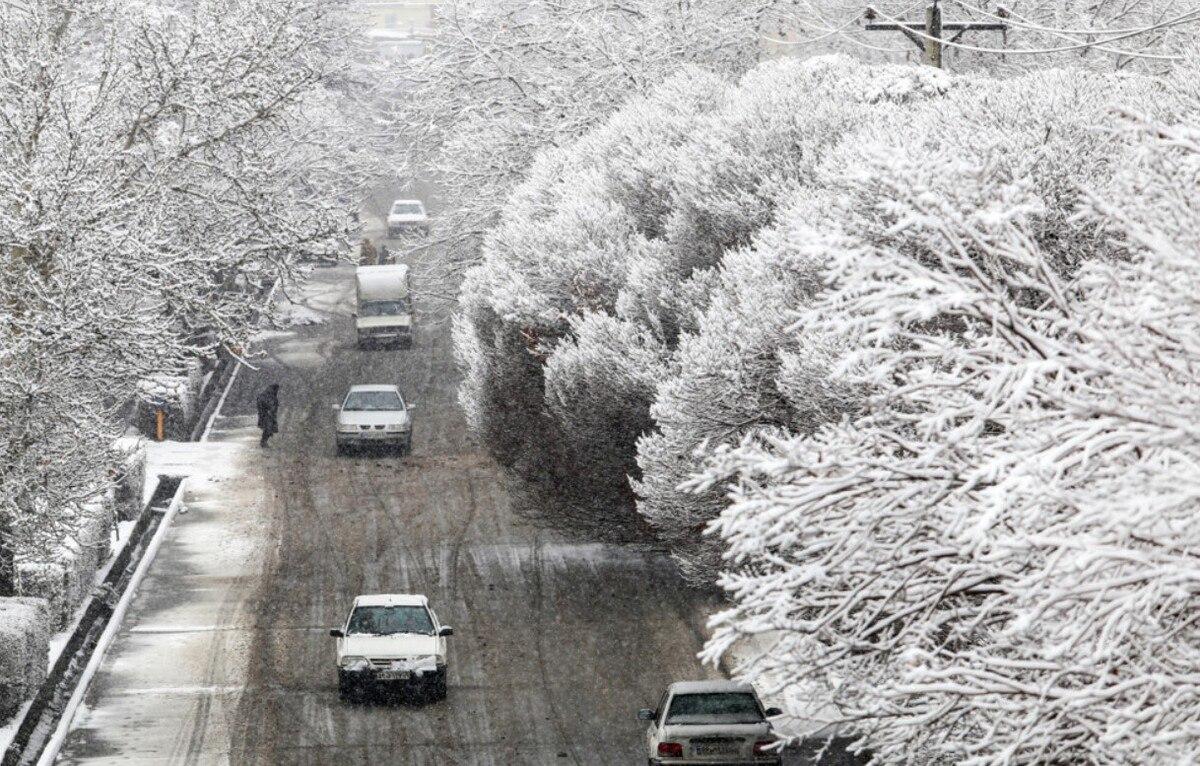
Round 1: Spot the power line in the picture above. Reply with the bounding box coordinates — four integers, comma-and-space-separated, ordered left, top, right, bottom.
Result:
867, 2, 1200, 58
941, 0, 1186, 62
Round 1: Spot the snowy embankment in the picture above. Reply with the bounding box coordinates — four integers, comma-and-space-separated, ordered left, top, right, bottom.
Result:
0, 446, 144, 750
0, 434, 247, 756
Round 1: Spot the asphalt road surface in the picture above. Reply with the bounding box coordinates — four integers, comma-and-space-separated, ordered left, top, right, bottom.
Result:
57, 251, 731, 765
220, 264, 725, 765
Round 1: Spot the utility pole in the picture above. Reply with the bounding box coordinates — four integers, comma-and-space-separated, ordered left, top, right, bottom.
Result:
864, 2, 1007, 68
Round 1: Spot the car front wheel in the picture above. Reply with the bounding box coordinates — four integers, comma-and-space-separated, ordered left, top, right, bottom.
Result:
338, 672, 359, 701
432, 674, 447, 700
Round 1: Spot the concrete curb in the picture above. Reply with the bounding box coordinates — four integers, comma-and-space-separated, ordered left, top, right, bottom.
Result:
32, 484, 188, 766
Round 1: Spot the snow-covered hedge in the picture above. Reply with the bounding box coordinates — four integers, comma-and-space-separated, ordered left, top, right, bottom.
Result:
16, 504, 113, 631
111, 443, 147, 522
457, 54, 1156, 578
0, 597, 50, 720
697, 59, 1200, 763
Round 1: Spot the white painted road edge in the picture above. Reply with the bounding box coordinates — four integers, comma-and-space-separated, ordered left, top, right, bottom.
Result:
35, 351, 245, 766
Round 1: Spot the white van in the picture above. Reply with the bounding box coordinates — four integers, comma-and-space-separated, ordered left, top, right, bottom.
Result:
354, 264, 412, 348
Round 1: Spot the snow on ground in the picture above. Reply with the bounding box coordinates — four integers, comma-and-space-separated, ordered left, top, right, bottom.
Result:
142, 439, 246, 505
0, 701, 31, 756
0, 444, 218, 757
275, 301, 327, 327
0, 432, 250, 759
56, 424, 262, 764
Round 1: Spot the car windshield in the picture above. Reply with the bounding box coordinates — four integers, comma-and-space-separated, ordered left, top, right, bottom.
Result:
665, 693, 764, 725
347, 605, 434, 636
343, 391, 403, 411
360, 299, 409, 317
391, 202, 423, 215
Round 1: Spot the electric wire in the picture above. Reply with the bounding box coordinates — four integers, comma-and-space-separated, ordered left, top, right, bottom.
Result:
866, 2, 1200, 57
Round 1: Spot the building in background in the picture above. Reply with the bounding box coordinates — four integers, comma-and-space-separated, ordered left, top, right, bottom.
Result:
361, 1, 437, 59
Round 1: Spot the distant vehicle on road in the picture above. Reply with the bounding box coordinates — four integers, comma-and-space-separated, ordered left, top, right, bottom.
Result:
354, 264, 412, 348
333, 384, 415, 455
386, 198, 428, 237
329, 593, 453, 701
638, 680, 783, 765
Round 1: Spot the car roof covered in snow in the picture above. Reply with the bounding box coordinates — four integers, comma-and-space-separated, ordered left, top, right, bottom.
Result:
667, 680, 758, 695
353, 594, 428, 608
346, 384, 401, 394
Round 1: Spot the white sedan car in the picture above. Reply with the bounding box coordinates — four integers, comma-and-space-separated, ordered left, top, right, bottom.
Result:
385, 198, 428, 237
639, 681, 783, 765
333, 384, 415, 455
329, 593, 453, 701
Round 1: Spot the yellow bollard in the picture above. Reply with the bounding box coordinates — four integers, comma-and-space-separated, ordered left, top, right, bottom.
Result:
156, 409, 165, 441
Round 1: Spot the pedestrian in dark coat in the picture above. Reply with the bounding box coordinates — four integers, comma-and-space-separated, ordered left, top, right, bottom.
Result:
256, 384, 280, 447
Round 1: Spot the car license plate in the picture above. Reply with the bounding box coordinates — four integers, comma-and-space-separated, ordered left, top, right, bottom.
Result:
377, 670, 410, 681
693, 743, 738, 756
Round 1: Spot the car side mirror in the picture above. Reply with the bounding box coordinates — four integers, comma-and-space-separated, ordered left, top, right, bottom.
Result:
330, 403, 341, 411
329, 629, 344, 638
765, 706, 783, 717
407, 404, 418, 411
350, 311, 357, 318
438, 625, 453, 637
637, 708, 656, 722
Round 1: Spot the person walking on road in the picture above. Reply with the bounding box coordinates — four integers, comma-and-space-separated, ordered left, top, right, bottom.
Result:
256, 383, 280, 448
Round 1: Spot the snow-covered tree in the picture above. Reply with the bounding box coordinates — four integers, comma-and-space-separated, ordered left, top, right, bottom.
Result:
458, 54, 1159, 582
0, 0, 381, 593
455, 68, 728, 515
698, 57, 1200, 764
395, 0, 785, 281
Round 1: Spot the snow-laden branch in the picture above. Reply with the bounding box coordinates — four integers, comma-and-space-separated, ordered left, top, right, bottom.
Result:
696, 59, 1200, 763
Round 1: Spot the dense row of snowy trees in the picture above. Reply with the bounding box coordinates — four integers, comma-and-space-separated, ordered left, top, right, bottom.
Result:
396, 0, 1191, 285
457, 53, 1158, 572
701, 58, 1200, 762
457, 46, 1200, 758
0, 0, 379, 594
395, 0, 786, 277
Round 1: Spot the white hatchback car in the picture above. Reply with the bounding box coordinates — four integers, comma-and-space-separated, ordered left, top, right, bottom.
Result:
386, 198, 428, 237
639, 681, 783, 765
329, 594, 453, 700
333, 384, 414, 455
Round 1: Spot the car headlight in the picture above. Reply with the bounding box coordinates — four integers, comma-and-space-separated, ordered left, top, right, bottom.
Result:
339, 656, 370, 671
410, 655, 439, 674
385, 423, 409, 432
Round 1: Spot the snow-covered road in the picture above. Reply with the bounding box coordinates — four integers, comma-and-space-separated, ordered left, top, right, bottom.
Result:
52, 259, 728, 764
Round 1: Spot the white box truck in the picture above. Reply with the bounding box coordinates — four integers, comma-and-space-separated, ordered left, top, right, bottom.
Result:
354, 264, 412, 348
